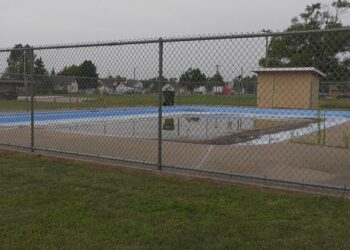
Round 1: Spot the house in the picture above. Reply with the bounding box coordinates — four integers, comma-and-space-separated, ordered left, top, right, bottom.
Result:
115, 83, 134, 94
328, 84, 350, 99
179, 88, 187, 95
127, 81, 144, 94
67, 82, 79, 93
52, 76, 79, 94
134, 81, 143, 89
98, 79, 116, 95
75, 77, 99, 95
194, 86, 207, 95
253, 67, 325, 110
212, 86, 224, 94
98, 84, 114, 95
0, 80, 26, 100
79, 88, 96, 95
328, 85, 341, 98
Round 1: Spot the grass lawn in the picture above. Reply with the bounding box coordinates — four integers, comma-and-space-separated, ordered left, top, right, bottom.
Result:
0, 95, 257, 111
1, 95, 350, 111
0, 152, 350, 249
319, 98, 350, 110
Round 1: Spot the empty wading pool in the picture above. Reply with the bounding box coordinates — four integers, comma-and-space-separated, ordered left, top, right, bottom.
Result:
2, 106, 349, 145
45, 113, 316, 145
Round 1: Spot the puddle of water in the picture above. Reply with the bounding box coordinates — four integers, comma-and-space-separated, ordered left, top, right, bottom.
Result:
49, 113, 308, 143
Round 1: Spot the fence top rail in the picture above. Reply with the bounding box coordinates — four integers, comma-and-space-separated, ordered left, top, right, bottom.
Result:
1, 27, 350, 52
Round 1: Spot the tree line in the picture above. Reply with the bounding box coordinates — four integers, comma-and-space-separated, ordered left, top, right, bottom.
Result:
2, 0, 350, 92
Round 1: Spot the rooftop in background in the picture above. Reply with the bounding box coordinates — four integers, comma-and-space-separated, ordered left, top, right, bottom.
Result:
253, 67, 326, 78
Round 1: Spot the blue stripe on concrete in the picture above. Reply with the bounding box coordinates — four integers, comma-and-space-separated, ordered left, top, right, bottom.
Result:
0, 106, 349, 125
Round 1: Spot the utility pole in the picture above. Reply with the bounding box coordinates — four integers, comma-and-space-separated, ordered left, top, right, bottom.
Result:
241, 67, 244, 95
215, 64, 220, 74
261, 29, 272, 67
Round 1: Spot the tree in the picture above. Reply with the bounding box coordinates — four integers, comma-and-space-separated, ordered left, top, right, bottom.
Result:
141, 76, 170, 92
2, 44, 53, 93
58, 64, 81, 76
58, 60, 99, 89
208, 72, 224, 83
34, 57, 48, 76
179, 68, 207, 91
207, 71, 224, 90
79, 60, 98, 78
3, 44, 49, 80
33, 57, 52, 94
259, 0, 350, 81
233, 75, 257, 95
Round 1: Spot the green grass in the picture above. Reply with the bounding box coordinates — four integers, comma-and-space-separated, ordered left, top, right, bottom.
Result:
0, 152, 350, 249
0, 95, 256, 111
0, 95, 349, 112
319, 98, 350, 110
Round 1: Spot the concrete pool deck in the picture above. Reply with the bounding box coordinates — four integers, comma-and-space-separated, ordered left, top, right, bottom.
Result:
0, 123, 349, 188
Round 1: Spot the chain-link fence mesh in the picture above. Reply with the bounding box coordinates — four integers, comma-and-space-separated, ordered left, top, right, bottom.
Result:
0, 29, 350, 194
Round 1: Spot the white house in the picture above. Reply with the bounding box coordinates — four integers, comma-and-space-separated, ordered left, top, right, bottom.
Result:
212, 86, 224, 94
53, 76, 79, 94
132, 81, 144, 93
134, 82, 143, 89
98, 85, 114, 95
67, 81, 79, 94
115, 83, 134, 94
194, 86, 207, 95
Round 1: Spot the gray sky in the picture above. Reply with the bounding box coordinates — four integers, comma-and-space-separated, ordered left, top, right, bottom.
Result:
1, 0, 350, 47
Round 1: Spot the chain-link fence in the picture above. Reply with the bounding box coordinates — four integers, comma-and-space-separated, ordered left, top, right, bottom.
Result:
1, 28, 350, 194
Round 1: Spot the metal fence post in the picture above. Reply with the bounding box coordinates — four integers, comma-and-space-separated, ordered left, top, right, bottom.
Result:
265, 35, 269, 67
23, 51, 28, 112
29, 49, 35, 152
158, 38, 164, 170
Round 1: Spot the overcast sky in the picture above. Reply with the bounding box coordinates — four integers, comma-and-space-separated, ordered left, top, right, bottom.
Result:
1, 0, 350, 48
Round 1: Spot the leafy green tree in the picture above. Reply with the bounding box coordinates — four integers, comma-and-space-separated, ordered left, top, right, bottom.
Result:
259, 0, 350, 81
141, 76, 169, 92
168, 77, 177, 83
207, 72, 224, 91
58, 60, 99, 89
2, 44, 53, 93
34, 57, 48, 76
3, 44, 48, 80
33, 57, 53, 94
79, 60, 98, 78
208, 72, 224, 84
114, 75, 127, 82
58, 64, 81, 76
179, 68, 207, 91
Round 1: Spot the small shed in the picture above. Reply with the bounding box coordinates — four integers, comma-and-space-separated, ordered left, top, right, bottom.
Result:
253, 67, 325, 110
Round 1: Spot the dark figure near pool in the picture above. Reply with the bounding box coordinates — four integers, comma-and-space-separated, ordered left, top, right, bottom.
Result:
162, 84, 175, 130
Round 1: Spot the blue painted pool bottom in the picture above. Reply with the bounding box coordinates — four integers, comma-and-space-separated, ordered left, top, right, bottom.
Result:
0, 106, 350, 125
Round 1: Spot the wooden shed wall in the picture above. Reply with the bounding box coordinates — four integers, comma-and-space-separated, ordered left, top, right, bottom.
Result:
257, 72, 319, 109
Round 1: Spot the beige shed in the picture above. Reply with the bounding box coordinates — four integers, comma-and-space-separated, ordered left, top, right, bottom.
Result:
253, 67, 325, 110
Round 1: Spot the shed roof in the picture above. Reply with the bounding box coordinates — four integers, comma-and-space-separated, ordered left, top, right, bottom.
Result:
253, 67, 326, 77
